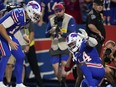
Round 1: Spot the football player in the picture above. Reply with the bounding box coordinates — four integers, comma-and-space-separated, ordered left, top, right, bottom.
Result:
0, 1, 41, 87
66, 29, 105, 87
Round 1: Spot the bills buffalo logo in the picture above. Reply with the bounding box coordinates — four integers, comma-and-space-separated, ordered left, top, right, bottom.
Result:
28, 2, 39, 9
66, 33, 78, 42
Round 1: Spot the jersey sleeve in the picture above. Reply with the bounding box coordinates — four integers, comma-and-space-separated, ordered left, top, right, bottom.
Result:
11, 8, 25, 26
1, 11, 15, 29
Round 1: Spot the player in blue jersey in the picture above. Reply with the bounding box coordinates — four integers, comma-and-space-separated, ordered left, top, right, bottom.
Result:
66, 29, 105, 87
0, 1, 41, 87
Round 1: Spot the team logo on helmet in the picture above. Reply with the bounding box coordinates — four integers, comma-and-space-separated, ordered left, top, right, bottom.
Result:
28, 2, 39, 9
67, 33, 78, 43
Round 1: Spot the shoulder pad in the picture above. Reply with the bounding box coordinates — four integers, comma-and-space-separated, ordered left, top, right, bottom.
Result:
12, 8, 25, 25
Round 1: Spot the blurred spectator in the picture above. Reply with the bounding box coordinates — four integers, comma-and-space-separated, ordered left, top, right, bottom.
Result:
63, 0, 83, 24
103, 0, 111, 25
42, 0, 63, 23
0, 0, 5, 10
37, 0, 46, 26
103, 0, 116, 25
24, 22, 44, 87
79, 0, 93, 23
101, 40, 116, 87
45, 3, 76, 87
86, 0, 106, 56
5, 0, 24, 4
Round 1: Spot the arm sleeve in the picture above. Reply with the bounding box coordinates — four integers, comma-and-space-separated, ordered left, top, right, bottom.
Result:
2, 16, 15, 29
87, 37, 98, 47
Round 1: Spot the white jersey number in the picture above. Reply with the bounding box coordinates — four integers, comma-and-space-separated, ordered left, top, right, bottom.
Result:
83, 52, 91, 62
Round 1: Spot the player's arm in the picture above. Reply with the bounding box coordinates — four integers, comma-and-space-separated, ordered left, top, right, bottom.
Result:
0, 24, 18, 50
0, 24, 12, 43
87, 37, 98, 47
0, 12, 19, 50
78, 29, 98, 47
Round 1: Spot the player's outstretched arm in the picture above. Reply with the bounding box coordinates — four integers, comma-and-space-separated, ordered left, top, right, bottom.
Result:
87, 36, 98, 47
78, 28, 98, 47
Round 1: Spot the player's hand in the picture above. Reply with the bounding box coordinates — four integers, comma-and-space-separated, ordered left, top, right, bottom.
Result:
9, 41, 18, 50
78, 28, 88, 40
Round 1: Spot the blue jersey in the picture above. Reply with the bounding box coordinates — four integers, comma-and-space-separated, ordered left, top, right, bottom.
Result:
0, 0, 5, 10
0, 8, 30, 36
0, 7, 29, 84
73, 40, 105, 87
74, 40, 102, 67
